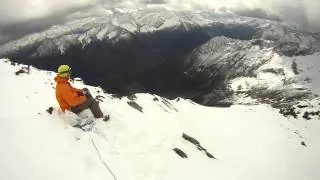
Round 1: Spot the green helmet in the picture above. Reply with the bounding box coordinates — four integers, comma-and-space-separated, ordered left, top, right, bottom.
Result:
57, 65, 71, 78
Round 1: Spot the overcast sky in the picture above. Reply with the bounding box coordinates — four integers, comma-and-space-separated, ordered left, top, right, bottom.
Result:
0, 0, 319, 43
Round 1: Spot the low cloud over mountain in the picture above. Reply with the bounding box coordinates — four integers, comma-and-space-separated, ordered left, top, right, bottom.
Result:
0, 0, 319, 40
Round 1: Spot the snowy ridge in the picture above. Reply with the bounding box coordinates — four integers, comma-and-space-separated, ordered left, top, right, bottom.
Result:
0, 9, 318, 58
186, 36, 274, 77
1, 59, 320, 180
230, 52, 320, 105
184, 32, 320, 106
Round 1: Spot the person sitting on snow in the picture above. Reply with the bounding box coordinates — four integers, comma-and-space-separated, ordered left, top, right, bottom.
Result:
54, 65, 104, 118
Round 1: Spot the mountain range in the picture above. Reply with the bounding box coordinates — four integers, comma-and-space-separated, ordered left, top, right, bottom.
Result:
1, 8, 319, 106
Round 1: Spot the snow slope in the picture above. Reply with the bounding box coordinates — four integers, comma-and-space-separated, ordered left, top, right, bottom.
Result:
1, 59, 320, 180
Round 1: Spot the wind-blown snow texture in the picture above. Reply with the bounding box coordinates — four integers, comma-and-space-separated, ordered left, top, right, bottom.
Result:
1, 59, 320, 180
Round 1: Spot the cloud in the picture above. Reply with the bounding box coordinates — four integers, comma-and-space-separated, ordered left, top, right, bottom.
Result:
0, 0, 319, 27
141, 0, 167, 4
233, 8, 281, 21
0, 0, 99, 24
0, 14, 66, 44
165, 0, 320, 32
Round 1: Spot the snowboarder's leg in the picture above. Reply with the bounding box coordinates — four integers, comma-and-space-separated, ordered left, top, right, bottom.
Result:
70, 98, 94, 114
89, 100, 104, 118
82, 88, 104, 118
71, 88, 104, 118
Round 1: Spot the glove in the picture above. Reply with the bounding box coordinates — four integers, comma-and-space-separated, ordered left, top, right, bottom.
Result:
77, 91, 84, 96
82, 88, 89, 95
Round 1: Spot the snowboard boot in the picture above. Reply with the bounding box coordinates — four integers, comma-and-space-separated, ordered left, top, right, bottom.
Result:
103, 115, 110, 122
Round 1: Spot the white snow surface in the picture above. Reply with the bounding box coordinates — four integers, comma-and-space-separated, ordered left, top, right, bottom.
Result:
0, 59, 320, 180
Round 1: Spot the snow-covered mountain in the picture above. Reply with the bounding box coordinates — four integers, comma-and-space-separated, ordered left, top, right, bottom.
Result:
1, 58, 320, 180
0, 9, 318, 57
184, 37, 320, 106
0, 8, 319, 107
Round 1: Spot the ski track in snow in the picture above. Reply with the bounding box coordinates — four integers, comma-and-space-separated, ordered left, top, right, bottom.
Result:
0, 58, 320, 180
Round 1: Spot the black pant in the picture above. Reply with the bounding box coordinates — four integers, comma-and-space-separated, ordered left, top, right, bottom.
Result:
71, 89, 104, 118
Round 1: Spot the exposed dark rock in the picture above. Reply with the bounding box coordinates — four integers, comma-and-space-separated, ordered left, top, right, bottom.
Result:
206, 152, 216, 159
274, 42, 313, 57
293, 130, 303, 138
297, 105, 308, 108
183, 133, 200, 145
161, 98, 178, 112
302, 111, 311, 120
127, 94, 137, 101
153, 97, 159, 101
111, 94, 123, 99
15, 69, 27, 75
95, 95, 105, 102
46, 107, 54, 115
172, 148, 188, 159
301, 141, 307, 147
251, 39, 270, 49
182, 133, 217, 160
310, 111, 320, 116
279, 106, 297, 118
22, 65, 30, 74
261, 68, 285, 75
211, 102, 233, 107
127, 101, 143, 113
194, 90, 233, 107
197, 144, 206, 151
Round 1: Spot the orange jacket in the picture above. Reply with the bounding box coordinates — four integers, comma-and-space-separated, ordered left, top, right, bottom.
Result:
54, 76, 87, 112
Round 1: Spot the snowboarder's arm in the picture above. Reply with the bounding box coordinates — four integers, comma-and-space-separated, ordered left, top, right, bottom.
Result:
61, 85, 86, 107
73, 87, 83, 94
72, 87, 85, 96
